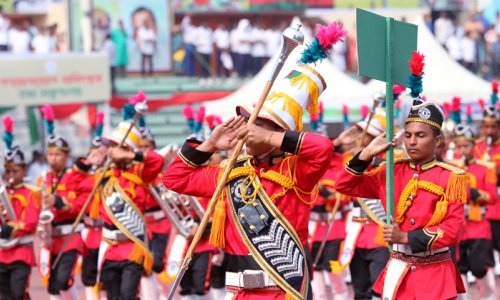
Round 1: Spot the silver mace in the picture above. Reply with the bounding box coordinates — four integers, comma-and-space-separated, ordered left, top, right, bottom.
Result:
166, 24, 304, 300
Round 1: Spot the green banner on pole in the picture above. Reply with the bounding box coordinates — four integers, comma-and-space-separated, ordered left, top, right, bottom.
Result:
357, 8, 418, 85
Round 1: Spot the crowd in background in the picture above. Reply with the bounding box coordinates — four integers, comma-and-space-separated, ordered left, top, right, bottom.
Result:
426, 11, 500, 80
0, 6, 60, 54
176, 16, 352, 82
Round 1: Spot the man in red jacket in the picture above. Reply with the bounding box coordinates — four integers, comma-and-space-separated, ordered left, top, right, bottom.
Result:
335, 99, 466, 300
164, 63, 332, 300
77, 120, 164, 300
452, 124, 497, 300
0, 144, 41, 300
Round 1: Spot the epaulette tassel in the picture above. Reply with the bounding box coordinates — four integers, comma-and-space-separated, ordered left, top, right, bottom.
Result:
129, 243, 153, 275
209, 190, 226, 248
374, 225, 387, 246
445, 172, 467, 204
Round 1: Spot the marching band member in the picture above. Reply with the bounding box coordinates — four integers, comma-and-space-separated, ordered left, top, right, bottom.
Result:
164, 62, 333, 300
37, 105, 87, 300
0, 116, 41, 300
77, 118, 164, 300
335, 98, 467, 300
451, 124, 497, 300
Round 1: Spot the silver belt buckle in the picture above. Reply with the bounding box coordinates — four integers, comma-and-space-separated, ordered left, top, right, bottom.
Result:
241, 270, 265, 289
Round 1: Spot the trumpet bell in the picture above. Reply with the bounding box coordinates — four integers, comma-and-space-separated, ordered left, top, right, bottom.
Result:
39, 210, 54, 224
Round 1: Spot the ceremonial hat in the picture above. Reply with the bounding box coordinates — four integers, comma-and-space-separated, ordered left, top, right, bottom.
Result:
103, 90, 147, 150
453, 124, 475, 143
483, 105, 499, 121
355, 107, 389, 137
406, 99, 444, 130
237, 22, 346, 132
237, 63, 326, 131
40, 105, 70, 153
2, 116, 25, 166
90, 112, 104, 150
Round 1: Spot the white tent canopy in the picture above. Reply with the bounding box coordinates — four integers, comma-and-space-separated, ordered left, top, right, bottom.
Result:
205, 45, 374, 121
366, 17, 490, 103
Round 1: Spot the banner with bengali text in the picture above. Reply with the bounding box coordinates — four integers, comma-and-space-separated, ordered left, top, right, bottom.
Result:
0, 53, 110, 107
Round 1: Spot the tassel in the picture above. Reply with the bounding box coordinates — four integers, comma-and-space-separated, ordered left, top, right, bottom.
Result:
468, 203, 482, 222
209, 193, 227, 248
128, 243, 154, 275
486, 167, 497, 185
445, 172, 467, 204
374, 225, 387, 246
288, 70, 320, 115
89, 193, 100, 219
267, 92, 304, 130
425, 198, 448, 227
285, 293, 297, 300
93, 282, 103, 297
157, 270, 176, 284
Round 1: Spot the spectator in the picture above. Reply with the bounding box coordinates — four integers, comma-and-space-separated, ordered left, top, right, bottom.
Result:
434, 11, 454, 47
250, 22, 267, 75
48, 24, 59, 52
232, 19, 252, 78
27, 150, 48, 184
446, 29, 462, 64
0, 6, 9, 52
31, 26, 52, 54
194, 21, 213, 79
461, 31, 477, 73
491, 33, 500, 78
92, 18, 108, 51
181, 15, 197, 77
25, 18, 37, 41
102, 33, 116, 93
424, 13, 434, 33
213, 23, 231, 77
111, 20, 128, 77
136, 19, 156, 76
8, 21, 30, 54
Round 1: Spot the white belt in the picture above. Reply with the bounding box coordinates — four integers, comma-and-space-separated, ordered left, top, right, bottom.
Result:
145, 210, 167, 221
102, 228, 129, 241
310, 211, 342, 222
83, 216, 104, 227
52, 224, 83, 237
393, 244, 449, 257
225, 271, 278, 289
0, 235, 34, 248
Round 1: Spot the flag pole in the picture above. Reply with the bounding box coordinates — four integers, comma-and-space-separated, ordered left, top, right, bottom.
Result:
385, 17, 395, 249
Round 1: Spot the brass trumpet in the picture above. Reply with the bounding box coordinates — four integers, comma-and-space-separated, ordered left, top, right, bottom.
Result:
37, 171, 54, 247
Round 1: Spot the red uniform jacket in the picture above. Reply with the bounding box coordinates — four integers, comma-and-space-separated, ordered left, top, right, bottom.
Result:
36, 167, 88, 254
310, 152, 350, 243
98, 151, 163, 262
0, 183, 41, 266
474, 139, 500, 220
335, 156, 466, 300
460, 160, 497, 240
164, 131, 332, 255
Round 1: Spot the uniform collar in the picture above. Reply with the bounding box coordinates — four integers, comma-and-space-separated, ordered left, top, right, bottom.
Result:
9, 182, 24, 189
252, 152, 285, 167
409, 157, 437, 171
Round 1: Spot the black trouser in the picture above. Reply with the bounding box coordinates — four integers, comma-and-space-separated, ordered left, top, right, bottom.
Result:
150, 232, 168, 273
0, 45, 7, 51
458, 238, 494, 278
101, 260, 143, 300
489, 220, 500, 253
141, 54, 153, 76
82, 248, 99, 286
198, 53, 211, 78
48, 250, 78, 295
210, 252, 228, 289
311, 239, 342, 271
349, 247, 389, 300
110, 66, 116, 94
180, 251, 212, 296
0, 261, 31, 300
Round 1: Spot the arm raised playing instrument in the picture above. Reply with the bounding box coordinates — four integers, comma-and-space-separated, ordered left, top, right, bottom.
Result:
36, 171, 54, 248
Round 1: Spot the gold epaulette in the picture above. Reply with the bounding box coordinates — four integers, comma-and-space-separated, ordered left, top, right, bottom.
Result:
219, 154, 252, 168
436, 161, 466, 175
476, 160, 497, 170
445, 159, 466, 169
24, 183, 42, 193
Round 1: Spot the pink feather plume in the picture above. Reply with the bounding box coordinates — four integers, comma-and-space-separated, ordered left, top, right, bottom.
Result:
360, 105, 369, 119
310, 114, 319, 122
409, 51, 425, 76
206, 115, 222, 129
182, 105, 194, 120
492, 80, 499, 94
451, 97, 461, 112
41, 105, 55, 121
129, 90, 147, 105
2, 116, 13, 133
195, 106, 206, 123
443, 102, 450, 119
96, 112, 104, 125
395, 99, 402, 110
315, 22, 347, 51
478, 98, 485, 110
393, 85, 406, 96
341, 104, 349, 115
466, 104, 472, 116
319, 101, 324, 113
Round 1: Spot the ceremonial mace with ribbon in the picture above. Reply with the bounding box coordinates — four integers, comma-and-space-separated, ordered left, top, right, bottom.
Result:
166, 25, 305, 300
51, 102, 148, 269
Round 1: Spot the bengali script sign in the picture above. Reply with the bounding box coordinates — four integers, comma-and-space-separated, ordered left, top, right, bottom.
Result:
0, 53, 110, 106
